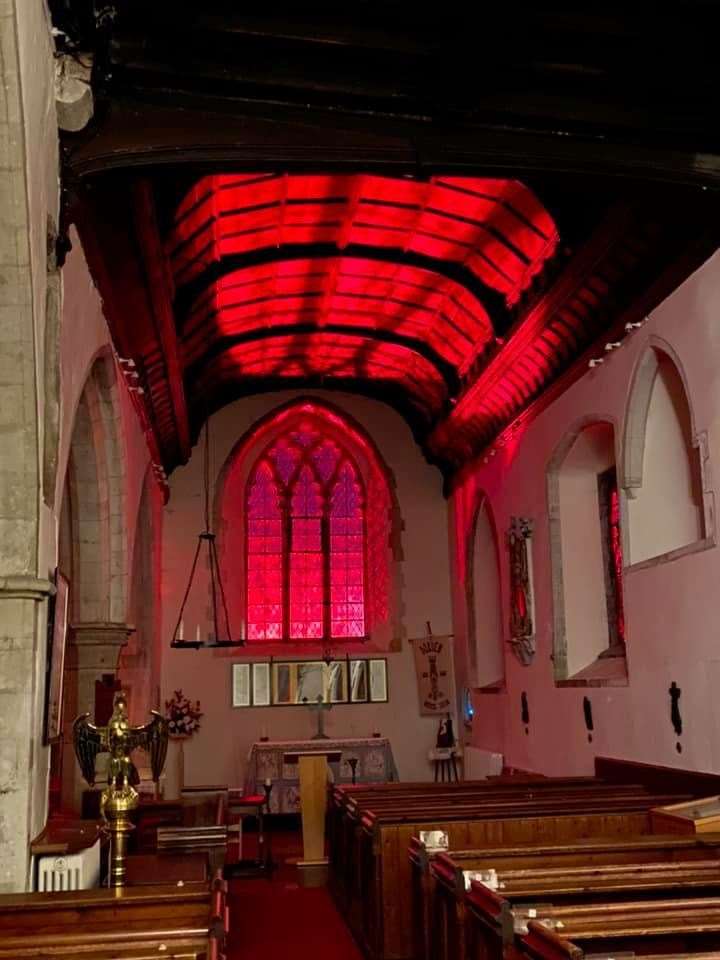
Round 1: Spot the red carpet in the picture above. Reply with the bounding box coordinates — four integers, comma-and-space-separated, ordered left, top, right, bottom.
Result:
226, 834, 363, 959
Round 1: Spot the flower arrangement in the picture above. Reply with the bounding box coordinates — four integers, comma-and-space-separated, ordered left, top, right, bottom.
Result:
165, 689, 203, 737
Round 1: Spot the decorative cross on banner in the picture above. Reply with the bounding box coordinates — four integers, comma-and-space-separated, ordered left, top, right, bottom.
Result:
410, 621, 453, 716
305, 693, 332, 739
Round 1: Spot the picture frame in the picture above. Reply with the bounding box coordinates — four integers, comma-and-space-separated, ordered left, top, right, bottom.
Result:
232, 662, 251, 707
369, 658, 389, 702
252, 662, 271, 706
43, 570, 69, 744
231, 656, 388, 707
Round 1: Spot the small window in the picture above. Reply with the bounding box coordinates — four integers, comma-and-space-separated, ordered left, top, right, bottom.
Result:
467, 498, 504, 688
548, 421, 628, 685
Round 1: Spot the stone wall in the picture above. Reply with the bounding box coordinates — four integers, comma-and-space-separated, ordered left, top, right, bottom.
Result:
0, 0, 58, 893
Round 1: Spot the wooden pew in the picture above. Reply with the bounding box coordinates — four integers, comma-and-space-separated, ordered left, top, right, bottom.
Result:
514, 898, 720, 959
452, 854, 720, 960
156, 790, 228, 874
0, 873, 228, 960
351, 792, 687, 960
330, 781, 652, 915
410, 834, 720, 960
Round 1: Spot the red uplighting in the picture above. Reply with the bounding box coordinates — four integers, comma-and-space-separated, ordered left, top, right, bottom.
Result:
169, 173, 558, 305
192, 332, 447, 419
183, 256, 494, 375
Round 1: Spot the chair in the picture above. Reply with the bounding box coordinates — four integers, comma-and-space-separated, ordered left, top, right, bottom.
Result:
428, 747, 461, 782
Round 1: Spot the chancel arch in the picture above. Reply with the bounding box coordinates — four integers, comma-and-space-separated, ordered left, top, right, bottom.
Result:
622, 341, 713, 566
215, 398, 402, 653
466, 494, 504, 689
547, 417, 627, 684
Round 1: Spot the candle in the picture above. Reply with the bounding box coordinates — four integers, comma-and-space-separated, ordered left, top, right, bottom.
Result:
264, 777, 272, 788
178, 619, 184, 641
195, 624, 201, 644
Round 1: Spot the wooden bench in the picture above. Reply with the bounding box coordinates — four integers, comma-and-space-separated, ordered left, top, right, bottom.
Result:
155, 790, 228, 874
0, 872, 228, 960
410, 834, 720, 960
456, 854, 720, 960
348, 792, 688, 960
329, 780, 653, 915
513, 897, 720, 959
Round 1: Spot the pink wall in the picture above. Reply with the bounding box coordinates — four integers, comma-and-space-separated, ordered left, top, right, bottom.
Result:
160, 391, 454, 786
451, 249, 720, 775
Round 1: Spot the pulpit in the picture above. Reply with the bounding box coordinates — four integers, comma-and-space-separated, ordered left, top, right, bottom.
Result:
283, 749, 341, 885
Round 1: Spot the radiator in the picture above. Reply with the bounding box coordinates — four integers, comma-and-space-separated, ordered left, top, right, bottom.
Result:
464, 746, 503, 780
37, 838, 101, 891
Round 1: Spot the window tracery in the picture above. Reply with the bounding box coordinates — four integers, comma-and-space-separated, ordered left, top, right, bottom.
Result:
246, 421, 367, 642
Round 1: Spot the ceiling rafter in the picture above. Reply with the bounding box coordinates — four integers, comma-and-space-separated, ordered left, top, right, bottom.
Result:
131, 180, 192, 462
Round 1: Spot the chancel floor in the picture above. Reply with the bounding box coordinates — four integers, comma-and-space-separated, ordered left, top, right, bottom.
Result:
227, 832, 362, 959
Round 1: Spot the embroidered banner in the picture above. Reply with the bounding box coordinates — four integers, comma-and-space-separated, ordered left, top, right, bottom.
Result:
410, 624, 453, 715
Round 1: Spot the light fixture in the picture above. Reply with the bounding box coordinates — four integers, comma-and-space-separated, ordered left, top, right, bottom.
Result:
171, 416, 244, 650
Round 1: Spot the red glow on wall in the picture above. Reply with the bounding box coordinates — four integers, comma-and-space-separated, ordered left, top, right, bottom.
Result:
246, 417, 368, 642
169, 173, 558, 305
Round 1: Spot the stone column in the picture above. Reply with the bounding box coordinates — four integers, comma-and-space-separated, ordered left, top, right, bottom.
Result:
0, 576, 54, 894
61, 622, 133, 811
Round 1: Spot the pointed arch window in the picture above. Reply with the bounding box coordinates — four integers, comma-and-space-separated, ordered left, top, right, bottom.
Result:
246, 424, 367, 642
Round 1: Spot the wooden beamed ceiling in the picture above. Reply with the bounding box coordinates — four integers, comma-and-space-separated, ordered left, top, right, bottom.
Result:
57, 3, 720, 478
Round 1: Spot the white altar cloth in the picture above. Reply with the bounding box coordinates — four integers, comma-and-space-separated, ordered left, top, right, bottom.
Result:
244, 737, 398, 813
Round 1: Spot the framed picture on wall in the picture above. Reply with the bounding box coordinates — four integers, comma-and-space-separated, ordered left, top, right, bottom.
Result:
43, 570, 69, 744
232, 663, 251, 707
369, 659, 389, 703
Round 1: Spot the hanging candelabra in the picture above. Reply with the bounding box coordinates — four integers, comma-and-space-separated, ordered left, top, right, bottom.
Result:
171, 416, 244, 650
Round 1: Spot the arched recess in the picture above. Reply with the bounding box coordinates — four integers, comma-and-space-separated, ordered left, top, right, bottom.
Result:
466, 494, 504, 689
622, 341, 714, 566
547, 417, 628, 684
118, 467, 163, 724
215, 397, 402, 653
57, 351, 130, 810
65, 352, 128, 625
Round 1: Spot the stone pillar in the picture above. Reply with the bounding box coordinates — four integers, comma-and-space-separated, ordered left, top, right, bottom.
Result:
0, 576, 54, 894
61, 622, 133, 811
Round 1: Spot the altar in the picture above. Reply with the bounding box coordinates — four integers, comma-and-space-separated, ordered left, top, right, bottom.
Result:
245, 737, 398, 813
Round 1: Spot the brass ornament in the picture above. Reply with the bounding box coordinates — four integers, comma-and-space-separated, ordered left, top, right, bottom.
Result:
73, 691, 168, 886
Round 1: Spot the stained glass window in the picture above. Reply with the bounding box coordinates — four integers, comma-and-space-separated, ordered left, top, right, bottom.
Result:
246, 422, 367, 642
598, 466, 626, 654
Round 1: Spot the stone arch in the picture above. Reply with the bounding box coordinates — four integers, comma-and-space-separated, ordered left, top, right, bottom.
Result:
58, 351, 132, 810
622, 338, 714, 564
213, 396, 403, 653
465, 492, 504, 688
547, 415, 626, 683
66, 350, 128, 624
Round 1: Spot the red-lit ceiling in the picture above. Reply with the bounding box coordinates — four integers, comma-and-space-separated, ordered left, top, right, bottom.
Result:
75, 168, 715, 478
168, 174, 559, 304
164, 172, 559, 429
183, 257, 493, 375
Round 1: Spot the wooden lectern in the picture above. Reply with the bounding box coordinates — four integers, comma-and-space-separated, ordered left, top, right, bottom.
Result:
283, 749, 341, 885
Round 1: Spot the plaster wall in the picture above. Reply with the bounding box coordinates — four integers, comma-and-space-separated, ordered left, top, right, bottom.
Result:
161, 391, 453, 786
452, 248, 720, 776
